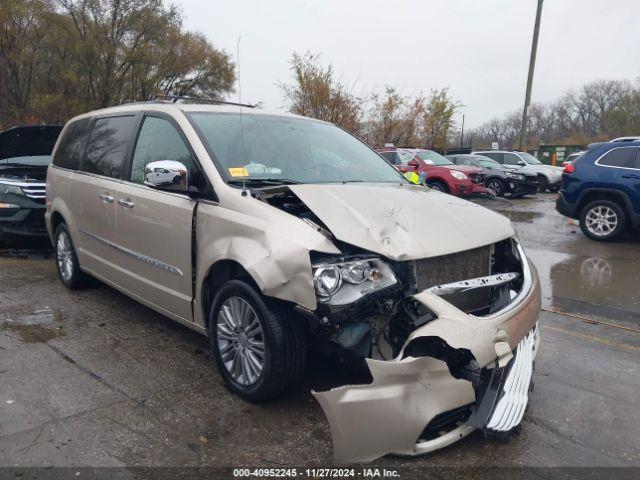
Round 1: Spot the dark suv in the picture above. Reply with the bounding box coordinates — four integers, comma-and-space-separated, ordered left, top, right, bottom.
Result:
556, 141, 640, 241
0, 125, 62, 244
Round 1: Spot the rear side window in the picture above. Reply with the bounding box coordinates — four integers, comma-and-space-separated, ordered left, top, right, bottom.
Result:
52, 118, 91, 170
481, 152, 503, 162
598, 147, 640, 168
503, 153, 522, 165
82, 116, 135, 178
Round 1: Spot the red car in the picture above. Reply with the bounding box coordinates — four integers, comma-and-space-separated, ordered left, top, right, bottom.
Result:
376, 147, 492, 196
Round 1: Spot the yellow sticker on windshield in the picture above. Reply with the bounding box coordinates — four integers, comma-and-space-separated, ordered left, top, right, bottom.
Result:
228, 167, 249, 177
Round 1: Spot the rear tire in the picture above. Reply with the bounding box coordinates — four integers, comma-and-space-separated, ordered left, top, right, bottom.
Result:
54, 223, 90, 289
579, 200, 626, 241
427, 180, 448, 193
208, 279, 306, 403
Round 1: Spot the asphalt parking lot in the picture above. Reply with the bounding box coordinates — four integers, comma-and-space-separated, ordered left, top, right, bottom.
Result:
1, 193, 639, 473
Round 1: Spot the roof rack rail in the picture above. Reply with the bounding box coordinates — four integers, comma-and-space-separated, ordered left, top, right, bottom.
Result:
152, 94, 255, 108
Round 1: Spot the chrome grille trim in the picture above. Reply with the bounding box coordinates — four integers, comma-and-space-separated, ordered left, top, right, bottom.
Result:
426, 272, 519, 296
485, 323, 538, 432
473, 241, 532, 319
21, 185, 47, 199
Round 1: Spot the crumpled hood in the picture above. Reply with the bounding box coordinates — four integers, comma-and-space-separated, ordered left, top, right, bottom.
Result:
289, 183, 514, 260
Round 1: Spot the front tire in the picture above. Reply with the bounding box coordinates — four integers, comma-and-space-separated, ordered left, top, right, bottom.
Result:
579, 200, 626, 241
486, 178, 505, 197
209, 279, 306, 403
427, 180, 448, 193
537, 175, 549, 192
54, 223, 89, 289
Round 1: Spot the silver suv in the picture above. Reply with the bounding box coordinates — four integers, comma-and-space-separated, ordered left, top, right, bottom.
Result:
473, 150, 563, 191
46, 102, 541, 463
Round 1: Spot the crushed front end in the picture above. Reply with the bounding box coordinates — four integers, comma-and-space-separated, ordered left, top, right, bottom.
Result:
309, 238, 541, 464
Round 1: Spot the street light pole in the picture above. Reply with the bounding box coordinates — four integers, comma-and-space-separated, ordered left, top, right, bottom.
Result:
518, 0, 544, 151
460, 113, 465, 149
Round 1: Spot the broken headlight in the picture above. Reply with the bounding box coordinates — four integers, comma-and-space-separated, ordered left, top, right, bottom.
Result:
313, 258, 398, 306
0, 182, 25, 195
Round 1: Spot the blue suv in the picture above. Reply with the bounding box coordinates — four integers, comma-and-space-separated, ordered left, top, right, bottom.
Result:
556, 141, 640, 241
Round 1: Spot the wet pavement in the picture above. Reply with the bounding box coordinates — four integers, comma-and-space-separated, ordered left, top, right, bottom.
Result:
0, 193, 639, 473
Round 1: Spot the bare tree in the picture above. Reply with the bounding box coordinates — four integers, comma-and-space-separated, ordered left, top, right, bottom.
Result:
472, 78, 639, 148
0, 0, 235, 126
421, 88, 461, 150
279, 52, 364, 135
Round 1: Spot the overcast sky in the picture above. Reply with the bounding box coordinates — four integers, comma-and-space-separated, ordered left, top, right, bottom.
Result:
179, 0, 639, 129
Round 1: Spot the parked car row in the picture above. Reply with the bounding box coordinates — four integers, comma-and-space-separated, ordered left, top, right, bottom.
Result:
376, 147, 550, 198
471, 150, 564, 192
376, 147, 494, 196
447, 153, 539, 197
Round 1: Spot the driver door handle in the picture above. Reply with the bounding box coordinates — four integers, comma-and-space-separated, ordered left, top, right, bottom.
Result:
118, 198, 135, 209
99, 193, 114, 204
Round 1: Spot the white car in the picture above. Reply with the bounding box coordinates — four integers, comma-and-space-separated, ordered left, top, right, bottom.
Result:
472, 150, 563, 192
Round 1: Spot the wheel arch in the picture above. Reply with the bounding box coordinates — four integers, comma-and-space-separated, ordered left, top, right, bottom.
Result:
577, 188, 633, 219
485, 175, 505, 185
201, 259, 262, 329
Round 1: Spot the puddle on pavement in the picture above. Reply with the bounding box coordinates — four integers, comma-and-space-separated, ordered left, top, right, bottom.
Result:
526, 248, 640, 317
493, 210, 545, 223
0, 307, 63, 343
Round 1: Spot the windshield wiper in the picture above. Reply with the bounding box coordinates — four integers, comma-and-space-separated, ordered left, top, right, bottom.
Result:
227, 178, 300, 186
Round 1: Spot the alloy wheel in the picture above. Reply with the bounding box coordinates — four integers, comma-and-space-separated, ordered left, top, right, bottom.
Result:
56, 231, 74, 281
216, 296, 265, 386
487, 180, 503, 195
585, 206, 618, 237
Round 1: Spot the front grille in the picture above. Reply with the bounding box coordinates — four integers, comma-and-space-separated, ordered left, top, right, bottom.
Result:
411, 244, 494, 313
20, 183, 46, 203
412, 245, 493, 291
469, 173, 484, 184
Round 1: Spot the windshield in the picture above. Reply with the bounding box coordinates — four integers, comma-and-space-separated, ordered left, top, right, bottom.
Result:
414, 149, 452, 166
188, 113, 405, 184
518, 152, 542, 165
474, 157, 503, 169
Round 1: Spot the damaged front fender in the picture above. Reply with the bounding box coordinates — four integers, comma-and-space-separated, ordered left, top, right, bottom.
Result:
313, 261, 541, 464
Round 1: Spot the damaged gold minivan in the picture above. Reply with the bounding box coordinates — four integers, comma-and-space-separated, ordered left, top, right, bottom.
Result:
46, 101, 541, 464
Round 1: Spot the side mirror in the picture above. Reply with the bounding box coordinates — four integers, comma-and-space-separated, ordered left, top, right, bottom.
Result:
517, 160, 526, 166
144, 160, 193, 194
407, 158, 420, 168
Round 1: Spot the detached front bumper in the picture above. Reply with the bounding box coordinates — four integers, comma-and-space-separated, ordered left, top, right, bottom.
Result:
452, 181, 494, 197
313, 260, 541, 464
511, 179, 538, 196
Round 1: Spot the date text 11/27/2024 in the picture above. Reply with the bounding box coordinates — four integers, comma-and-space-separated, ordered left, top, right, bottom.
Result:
232, 468, 401, 478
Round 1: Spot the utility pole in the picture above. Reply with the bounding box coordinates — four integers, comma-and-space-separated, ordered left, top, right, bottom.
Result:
518, 0, 544, 151
460, 113, 465, 149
